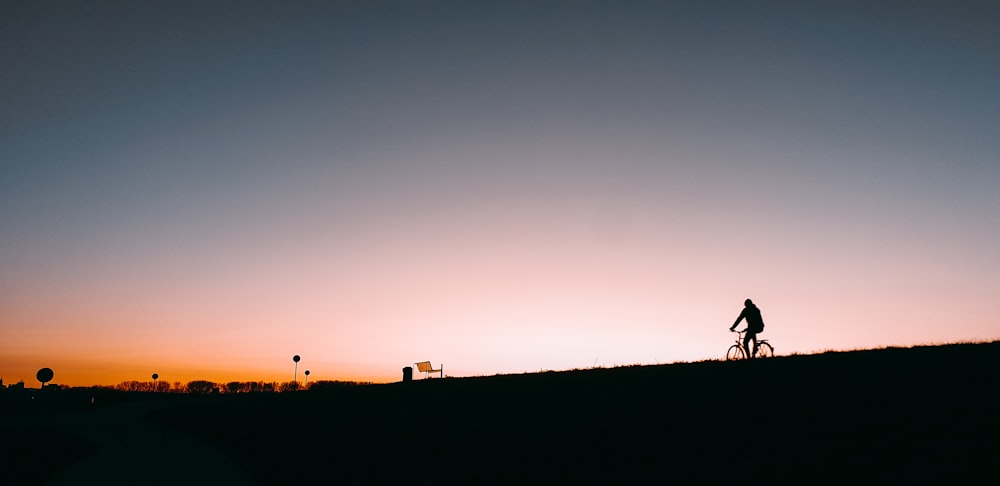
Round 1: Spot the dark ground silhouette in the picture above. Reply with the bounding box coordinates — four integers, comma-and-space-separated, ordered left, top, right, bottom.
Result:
3, 341, 998, 484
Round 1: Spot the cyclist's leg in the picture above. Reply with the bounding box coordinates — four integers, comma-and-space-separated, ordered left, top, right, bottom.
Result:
745, 331, 757, 358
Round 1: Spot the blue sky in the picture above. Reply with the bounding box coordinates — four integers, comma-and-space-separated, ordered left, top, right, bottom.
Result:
2, 1, 998, 385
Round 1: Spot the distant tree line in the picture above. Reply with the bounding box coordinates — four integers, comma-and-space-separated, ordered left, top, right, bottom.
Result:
110, 379, 370, 394
114, 380, 175, 393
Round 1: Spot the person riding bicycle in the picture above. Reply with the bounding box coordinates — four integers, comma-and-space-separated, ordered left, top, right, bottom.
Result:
730, 298, 765, 358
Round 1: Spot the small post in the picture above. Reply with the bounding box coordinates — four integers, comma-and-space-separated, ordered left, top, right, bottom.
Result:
402, 366, 412, 383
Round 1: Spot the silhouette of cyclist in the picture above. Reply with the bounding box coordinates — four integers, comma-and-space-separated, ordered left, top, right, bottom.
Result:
730, 298, 765, 358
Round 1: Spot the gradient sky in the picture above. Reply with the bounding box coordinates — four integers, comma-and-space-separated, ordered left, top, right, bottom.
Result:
2, 1, 998, 387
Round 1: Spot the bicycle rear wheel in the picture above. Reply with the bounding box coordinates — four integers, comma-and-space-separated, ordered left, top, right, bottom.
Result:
726, 344, 745, 361
756, 342, 774, 358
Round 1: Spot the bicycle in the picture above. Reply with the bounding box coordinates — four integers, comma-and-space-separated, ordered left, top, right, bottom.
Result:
726, 330, 774, 360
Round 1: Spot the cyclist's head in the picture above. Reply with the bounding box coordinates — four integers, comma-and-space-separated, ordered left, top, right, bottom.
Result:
744, 298, 753, 307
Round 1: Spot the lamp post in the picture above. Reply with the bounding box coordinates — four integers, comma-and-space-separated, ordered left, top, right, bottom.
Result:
292, 355, 301, 382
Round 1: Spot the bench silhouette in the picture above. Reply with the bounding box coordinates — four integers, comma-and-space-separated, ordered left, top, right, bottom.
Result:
414, 361, 443, 379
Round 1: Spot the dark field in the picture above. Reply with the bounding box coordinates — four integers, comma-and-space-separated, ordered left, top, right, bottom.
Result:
4, 342, 999, 484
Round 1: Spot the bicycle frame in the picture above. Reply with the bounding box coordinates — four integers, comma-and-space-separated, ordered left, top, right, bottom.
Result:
728, 330, 772, 360
727, 331, 747, 360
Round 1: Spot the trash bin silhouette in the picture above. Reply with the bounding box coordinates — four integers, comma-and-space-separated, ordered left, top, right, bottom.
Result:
402, 366, 413, 382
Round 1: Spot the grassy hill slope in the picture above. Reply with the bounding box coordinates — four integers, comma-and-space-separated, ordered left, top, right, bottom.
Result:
144, 341, 1000, 484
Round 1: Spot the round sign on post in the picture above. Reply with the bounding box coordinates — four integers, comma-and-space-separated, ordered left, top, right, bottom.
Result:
37, 368, 54, 388
293, 355, 301, 382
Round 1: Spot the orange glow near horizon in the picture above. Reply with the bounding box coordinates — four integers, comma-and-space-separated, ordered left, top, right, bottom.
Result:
4, 212, 998, 388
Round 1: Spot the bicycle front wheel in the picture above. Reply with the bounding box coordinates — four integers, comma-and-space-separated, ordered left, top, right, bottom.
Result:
756, 342, 774, 358
726, 344, 745, 361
